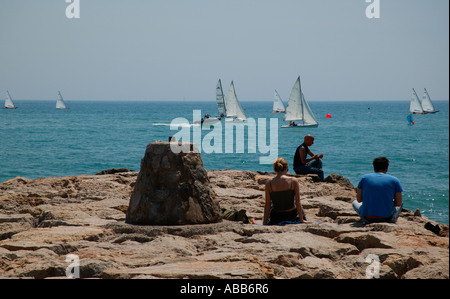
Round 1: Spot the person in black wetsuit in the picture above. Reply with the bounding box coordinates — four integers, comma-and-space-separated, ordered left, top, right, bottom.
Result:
293, 135, 324, 182
263, 158, 310, 225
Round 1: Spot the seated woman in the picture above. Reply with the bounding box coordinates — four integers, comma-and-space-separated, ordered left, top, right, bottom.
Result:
263, 158, 310, 225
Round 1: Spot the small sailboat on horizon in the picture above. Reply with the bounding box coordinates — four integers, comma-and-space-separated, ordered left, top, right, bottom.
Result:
282, 76, 318, 128
409, 88, 438, 114
224, 80, 247, 122
3, 91, 17, 109
409, 88, 424, 114
194, 79, 225, 125
272, 90, 286, 113
216, 79, 226, 119
421, 88, 439, 114
56, 91, 69, 110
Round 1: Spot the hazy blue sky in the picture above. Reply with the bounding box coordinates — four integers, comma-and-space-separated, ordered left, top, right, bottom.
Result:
0, 0, 448, 101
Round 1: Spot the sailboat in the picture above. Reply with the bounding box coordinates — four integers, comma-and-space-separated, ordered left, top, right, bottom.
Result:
272, 90, 286, 113
281, 76, 318, 128
409, 88, 425, 114
3, 91, 17, 109
421, 88, 439, 113
224, 81, 247, 122
194, 80, 224, 125
56, 91, 69, 110
216, 79, 226, 118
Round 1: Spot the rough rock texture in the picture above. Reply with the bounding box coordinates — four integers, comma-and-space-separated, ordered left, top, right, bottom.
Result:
0, 169, 448, 279
126, 142, 221, 225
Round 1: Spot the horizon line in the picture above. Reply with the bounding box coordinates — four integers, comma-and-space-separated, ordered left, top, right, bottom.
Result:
5, 98, 450, 103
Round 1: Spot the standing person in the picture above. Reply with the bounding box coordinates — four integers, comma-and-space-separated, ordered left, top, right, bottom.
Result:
263, 158, 309, 225
293, 135, 324, 182
352, 157, 403, 224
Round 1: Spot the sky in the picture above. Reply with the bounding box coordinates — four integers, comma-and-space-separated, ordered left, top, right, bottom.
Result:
0, 0, 448, 102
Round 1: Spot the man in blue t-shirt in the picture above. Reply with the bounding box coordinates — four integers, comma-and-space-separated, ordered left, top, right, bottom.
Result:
352, 157, 403, 224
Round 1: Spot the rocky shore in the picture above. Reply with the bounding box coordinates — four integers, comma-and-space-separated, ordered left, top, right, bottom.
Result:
0, 169, 448, 279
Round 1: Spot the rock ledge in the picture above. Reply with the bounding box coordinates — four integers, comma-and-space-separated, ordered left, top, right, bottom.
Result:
0, 169, 448, 279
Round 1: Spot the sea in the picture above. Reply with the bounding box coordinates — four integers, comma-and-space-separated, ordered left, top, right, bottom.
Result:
1, 100, 448, 224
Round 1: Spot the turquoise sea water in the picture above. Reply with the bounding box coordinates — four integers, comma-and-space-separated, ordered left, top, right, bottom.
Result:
1, 100, 448, 224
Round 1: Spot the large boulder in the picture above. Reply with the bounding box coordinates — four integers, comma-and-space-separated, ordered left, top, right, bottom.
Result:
126, 141, 221, 225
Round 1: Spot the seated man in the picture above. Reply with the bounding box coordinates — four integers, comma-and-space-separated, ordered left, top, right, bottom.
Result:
352, 157, 403, 224
293, 135, 324, 182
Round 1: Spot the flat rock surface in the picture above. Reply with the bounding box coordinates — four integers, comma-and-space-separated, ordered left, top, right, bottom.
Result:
0, 169, 448, 279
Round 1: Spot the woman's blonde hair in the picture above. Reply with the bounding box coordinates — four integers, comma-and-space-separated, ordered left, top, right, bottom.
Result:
273, 158, 288, 173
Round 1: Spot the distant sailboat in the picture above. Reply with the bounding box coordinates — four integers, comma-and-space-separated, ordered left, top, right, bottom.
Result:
224, 81, 247, 122
56, 91, 69, 109
282, 76, 318, 128
216, 79, 226, 118
409, 88, 424, 114
421, 88, 439, 113
272, 90, 286, 113
409, 88, 439, 114
3, 91, 17, 109
194, 80, 224, 125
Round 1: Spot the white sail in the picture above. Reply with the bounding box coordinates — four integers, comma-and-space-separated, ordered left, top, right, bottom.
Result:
224, 81, 247, 121
284, 77, 303, 121
56, 91, 68, 109
283, 76, 318, 127
4, 91, 16, 109
216, 79, 226, 116
301, 92, 318, 125
272, 90, 285, 112
421, 88, 436, 113
409, 88, 423, 113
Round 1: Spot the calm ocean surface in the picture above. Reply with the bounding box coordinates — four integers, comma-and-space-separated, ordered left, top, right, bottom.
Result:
1, 100, 448, 224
